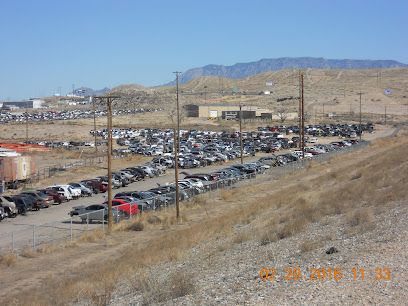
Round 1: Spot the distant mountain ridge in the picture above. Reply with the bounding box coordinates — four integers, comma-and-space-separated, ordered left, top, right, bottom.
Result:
169, 57, 408, 85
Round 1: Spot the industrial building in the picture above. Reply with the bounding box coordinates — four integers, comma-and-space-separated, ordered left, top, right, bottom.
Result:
184, 104, 272, 119
0, 99, 45, 109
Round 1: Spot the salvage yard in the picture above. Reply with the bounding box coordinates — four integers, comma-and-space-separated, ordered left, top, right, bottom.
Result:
0, 124, 406, 305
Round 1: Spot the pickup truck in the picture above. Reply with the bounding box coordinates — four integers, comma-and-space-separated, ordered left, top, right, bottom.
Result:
69, 204, 124, 223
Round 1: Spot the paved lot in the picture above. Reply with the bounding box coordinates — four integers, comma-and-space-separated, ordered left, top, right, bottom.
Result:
0, 156, 262, 235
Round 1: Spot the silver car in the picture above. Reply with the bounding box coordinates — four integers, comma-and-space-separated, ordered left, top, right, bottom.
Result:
70, 204, 124, 223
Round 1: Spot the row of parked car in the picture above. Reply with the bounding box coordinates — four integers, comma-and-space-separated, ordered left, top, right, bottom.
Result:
67, 139, 363, 223
0, 108, 161, 124
92, 123, 373, 167
257, 123, 374, 138
0, 159, 171, 221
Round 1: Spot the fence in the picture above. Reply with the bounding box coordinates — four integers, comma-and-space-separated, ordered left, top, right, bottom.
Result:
0, 141, 368, 255
17, 156, 107, 189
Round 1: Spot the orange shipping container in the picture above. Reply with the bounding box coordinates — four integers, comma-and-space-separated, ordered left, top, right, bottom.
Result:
0, 156, 36, 182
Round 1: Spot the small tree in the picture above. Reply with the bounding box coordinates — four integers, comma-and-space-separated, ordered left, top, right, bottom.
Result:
168, 105, 186, 125
276, 108, 288, 123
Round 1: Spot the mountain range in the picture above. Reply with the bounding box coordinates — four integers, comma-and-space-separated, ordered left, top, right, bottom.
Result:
169, 57, 407, 85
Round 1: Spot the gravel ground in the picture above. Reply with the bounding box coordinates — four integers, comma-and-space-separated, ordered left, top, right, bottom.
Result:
109, 200, 407, 305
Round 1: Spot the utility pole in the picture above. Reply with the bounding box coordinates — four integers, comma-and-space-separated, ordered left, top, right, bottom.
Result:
107, 98, 113, 232
298, 70, 302, 149
300, 73, 305, 159
25, 101, 29, 144
239, 104, 243, 164
384, 105, 387, 125
92, 97, 97, 152
173, 71, 182, 220
93, 95, 120, 233
357, 92, 363, 140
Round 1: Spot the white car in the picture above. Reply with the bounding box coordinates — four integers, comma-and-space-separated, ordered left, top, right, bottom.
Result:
48, 185, 75, 201
54, 185, 81, 198
179, 178, 204, 190
292, 151, 313, 159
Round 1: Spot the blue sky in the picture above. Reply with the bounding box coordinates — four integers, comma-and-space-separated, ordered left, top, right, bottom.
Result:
0, 0, 407, 100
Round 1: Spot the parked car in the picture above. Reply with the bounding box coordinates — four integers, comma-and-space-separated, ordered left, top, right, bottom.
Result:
0, 207, 6, 221
37, 189, 67, 204
20, 191, 52, 208
69, 204, 125, 223
81, 179, 107, 193
103, 199, 140, 216
12, 196, 32, 214
69, 182, 93, 197
0, 196, 18, 217
47, 185, 74, 201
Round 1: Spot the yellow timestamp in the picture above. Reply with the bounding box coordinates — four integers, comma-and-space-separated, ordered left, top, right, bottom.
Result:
259, 267, 392, 283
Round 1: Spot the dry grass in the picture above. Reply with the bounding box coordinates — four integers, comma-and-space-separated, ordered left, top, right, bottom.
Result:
78, 229, 106, 243
20, 248, 38, 258
146, 215, 162, 224
346, 207, 375, 227
36, 244, 60, 254
132, 270, 195, 305
300, 239, 323, 253
232, 231, 250, 244
220, 189, 234, 201
0, 252, 17, 267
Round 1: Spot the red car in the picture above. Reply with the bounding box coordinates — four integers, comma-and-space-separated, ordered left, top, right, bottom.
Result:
103, 199, 140, 216
82, 180, 107, 193
38, 189, 67, 204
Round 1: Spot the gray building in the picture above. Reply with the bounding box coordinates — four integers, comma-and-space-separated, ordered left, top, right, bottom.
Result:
0, 99, 44, 109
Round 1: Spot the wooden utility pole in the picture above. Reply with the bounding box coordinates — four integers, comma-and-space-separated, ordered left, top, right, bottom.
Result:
239, 104, 243, 164
173, 71, 182, 220
357, 92, 363, 140
25, 101, 29, 143
107, 98, 113, 231
92, 97, 98, 152
384, 106, 387, 125
93, 95, 120, 233
298, 70, 302, 149
300, 73, 305, 159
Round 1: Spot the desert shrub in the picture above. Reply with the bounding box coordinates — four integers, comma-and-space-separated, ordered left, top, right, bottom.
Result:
300, 239, 322, 253
146, 215, 162, 224
20, 248, 38, 258
0, 252, 17, 266
346, 207, 375, 227
127, 221, 144, 231
140, 271, 195, 305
